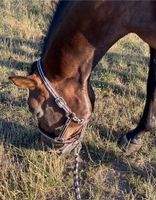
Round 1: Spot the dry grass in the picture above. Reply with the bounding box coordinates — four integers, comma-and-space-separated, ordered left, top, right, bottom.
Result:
0, 1, 156, 200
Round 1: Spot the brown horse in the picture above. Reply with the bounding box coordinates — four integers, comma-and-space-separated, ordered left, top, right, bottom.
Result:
9, 1, 156, 154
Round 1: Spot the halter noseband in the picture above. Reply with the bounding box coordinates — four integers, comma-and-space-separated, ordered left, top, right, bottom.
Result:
36, 59, 89, 154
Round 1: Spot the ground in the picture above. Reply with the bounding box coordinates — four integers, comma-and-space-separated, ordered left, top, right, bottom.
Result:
0, 1, 156, 200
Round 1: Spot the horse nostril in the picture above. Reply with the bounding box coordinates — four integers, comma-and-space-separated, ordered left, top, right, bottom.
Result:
36, 109, 43, 118
29, 105, 43, 118
36, 112, 41, 118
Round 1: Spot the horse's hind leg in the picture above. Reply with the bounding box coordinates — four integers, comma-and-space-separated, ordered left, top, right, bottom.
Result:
119, 47, 156, 154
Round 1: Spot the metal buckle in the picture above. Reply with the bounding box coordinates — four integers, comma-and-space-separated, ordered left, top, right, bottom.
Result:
72, 115, 84, 124
67, 113, 84, 124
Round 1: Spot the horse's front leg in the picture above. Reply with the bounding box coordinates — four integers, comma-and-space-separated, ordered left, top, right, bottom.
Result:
119, 47, 156, 154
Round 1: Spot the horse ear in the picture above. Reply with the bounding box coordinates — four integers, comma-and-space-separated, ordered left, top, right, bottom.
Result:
9, 76, 37, 89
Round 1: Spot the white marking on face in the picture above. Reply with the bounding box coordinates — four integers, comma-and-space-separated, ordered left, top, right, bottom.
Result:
45, 105, 55, 127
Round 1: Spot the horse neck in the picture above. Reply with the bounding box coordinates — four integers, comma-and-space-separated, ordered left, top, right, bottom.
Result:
42, 30, 95, 83
42, 1, 130, 83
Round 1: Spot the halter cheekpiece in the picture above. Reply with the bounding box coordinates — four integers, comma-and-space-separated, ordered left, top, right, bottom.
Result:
36, 59, 89, 154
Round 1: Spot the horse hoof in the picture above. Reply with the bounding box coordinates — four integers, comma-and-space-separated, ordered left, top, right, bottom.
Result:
118, 135, 142, 154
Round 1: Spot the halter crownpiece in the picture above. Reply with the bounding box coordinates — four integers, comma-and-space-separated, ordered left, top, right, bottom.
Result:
36, 59, 90, 154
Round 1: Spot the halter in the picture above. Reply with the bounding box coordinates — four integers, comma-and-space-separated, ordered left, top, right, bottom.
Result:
36, 59, 89, 154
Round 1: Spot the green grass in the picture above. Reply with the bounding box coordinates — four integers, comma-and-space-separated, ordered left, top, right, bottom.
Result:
0, 1, 156, 200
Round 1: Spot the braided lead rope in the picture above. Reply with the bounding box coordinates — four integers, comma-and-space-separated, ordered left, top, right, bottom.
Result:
73, 123, 88, 200
74, 144, 82, 200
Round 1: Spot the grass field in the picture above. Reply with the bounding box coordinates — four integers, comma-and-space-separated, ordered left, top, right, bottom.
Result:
0, 1, 156, 200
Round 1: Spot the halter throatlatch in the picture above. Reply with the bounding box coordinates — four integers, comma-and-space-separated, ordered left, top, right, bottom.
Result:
36, 59, 89, 154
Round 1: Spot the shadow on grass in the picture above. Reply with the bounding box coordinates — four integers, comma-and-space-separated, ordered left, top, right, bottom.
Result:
0, 118, 42, 151
0, 59, 30, 70
91, 52, 149, 100
79, 120, 156, 199
85, 122, 156, 175
105, 52, 149, 67
91, 79, 146, 100
94, 123, 121, 142
81, 140, 156, 199
93, 59, 148, 85
0, 87, 28, 108
0, 35, 41, 70
0, 35, 40, 50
